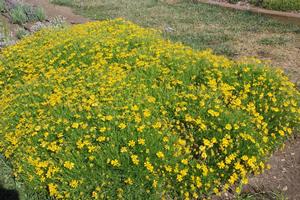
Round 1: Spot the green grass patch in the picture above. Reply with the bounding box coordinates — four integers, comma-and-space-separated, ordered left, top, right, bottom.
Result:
54, 0, 299, 58
258, 35, 291, 46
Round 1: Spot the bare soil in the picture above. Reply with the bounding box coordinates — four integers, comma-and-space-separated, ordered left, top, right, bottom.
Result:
245, 136, 300, 200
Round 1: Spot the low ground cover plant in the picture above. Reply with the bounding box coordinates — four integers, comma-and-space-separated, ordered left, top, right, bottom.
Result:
0, 19, 299, 199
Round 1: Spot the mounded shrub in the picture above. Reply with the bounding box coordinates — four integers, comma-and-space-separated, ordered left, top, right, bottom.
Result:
0, 19, 299, 199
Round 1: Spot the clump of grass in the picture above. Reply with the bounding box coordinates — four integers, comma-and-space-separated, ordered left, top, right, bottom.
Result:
0, 0, 5, 12
263, 0, 300, 11
24, 5, 46, 21
258, 35, 291, 46
0, 19, 299, 199
250, 0, 300, 11
15, 27, 29, 39
50, 0, 74, 6
9, 4, 28, 24
9, 3, 46, 25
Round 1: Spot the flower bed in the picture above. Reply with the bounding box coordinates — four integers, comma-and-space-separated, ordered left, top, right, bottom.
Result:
0, 19, 299, 199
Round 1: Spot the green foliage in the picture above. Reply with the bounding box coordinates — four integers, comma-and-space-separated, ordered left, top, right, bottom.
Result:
258, 35, 290, 46
15, 28, 29, 39
228, 0, 240, 3
262, 0, 300, 11
23, 4, 46, 21
250, 0, 300, 11
50, 0, 74, 6
9, 3, 46, 25
0, 0, 5, 12
35, 7, 46, 21
249, 0, 264, 6
0, 19, 299, 199
9, 4, 28, 24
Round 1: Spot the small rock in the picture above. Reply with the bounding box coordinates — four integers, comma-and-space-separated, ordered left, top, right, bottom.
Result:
282, 167, 286, 172
165, 26, 175, 33
282, 186, 288, 191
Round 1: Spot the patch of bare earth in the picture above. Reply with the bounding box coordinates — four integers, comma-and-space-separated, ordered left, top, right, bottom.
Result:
245, 136, 300, 200
234, 32, 300, 86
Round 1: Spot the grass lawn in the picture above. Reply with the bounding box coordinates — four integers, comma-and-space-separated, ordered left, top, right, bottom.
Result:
53, 0, 300, 83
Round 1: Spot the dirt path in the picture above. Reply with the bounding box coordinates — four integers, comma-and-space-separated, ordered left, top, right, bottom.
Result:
23, 0, 89, 24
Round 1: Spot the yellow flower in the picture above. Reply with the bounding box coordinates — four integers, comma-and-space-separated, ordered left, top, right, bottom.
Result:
152, 121, 162, 129
181, 159, 188, 165
48, 183, 58, 196
69, 180, 79, 188
124, 178, 133, 185
156, 151, 164, 159
131, 105, 139, 111
96, 136, 106, 142
120, 147, 128, 153
208, 109, 219, 117
137, 125, 145, 132
64, 161, 75, 170
72, 123, 80, 129
131, 154, 139, 165
217, 161, 225, 169
278, 130, 285, 136
92, 191, 98, 199
225, 124, 232, 130
105, 115, 113, 121
138, 138, 145, 145
164, 165, 172, 172
144, 161, 154, 173
118, 123, 127, 129
128, 140, 136, 147
35, 126, 41, 131
110, 159, 121, 167
177, 174, 183, 182
143, 109, 151, 117
147, 96, 156, 103
152, 180, 158, 188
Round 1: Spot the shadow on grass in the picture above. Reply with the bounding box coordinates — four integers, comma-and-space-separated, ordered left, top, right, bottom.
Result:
0, 184, 19, 200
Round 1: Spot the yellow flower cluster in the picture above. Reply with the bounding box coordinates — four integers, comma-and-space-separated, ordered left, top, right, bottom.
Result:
0, 19, 299, 199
